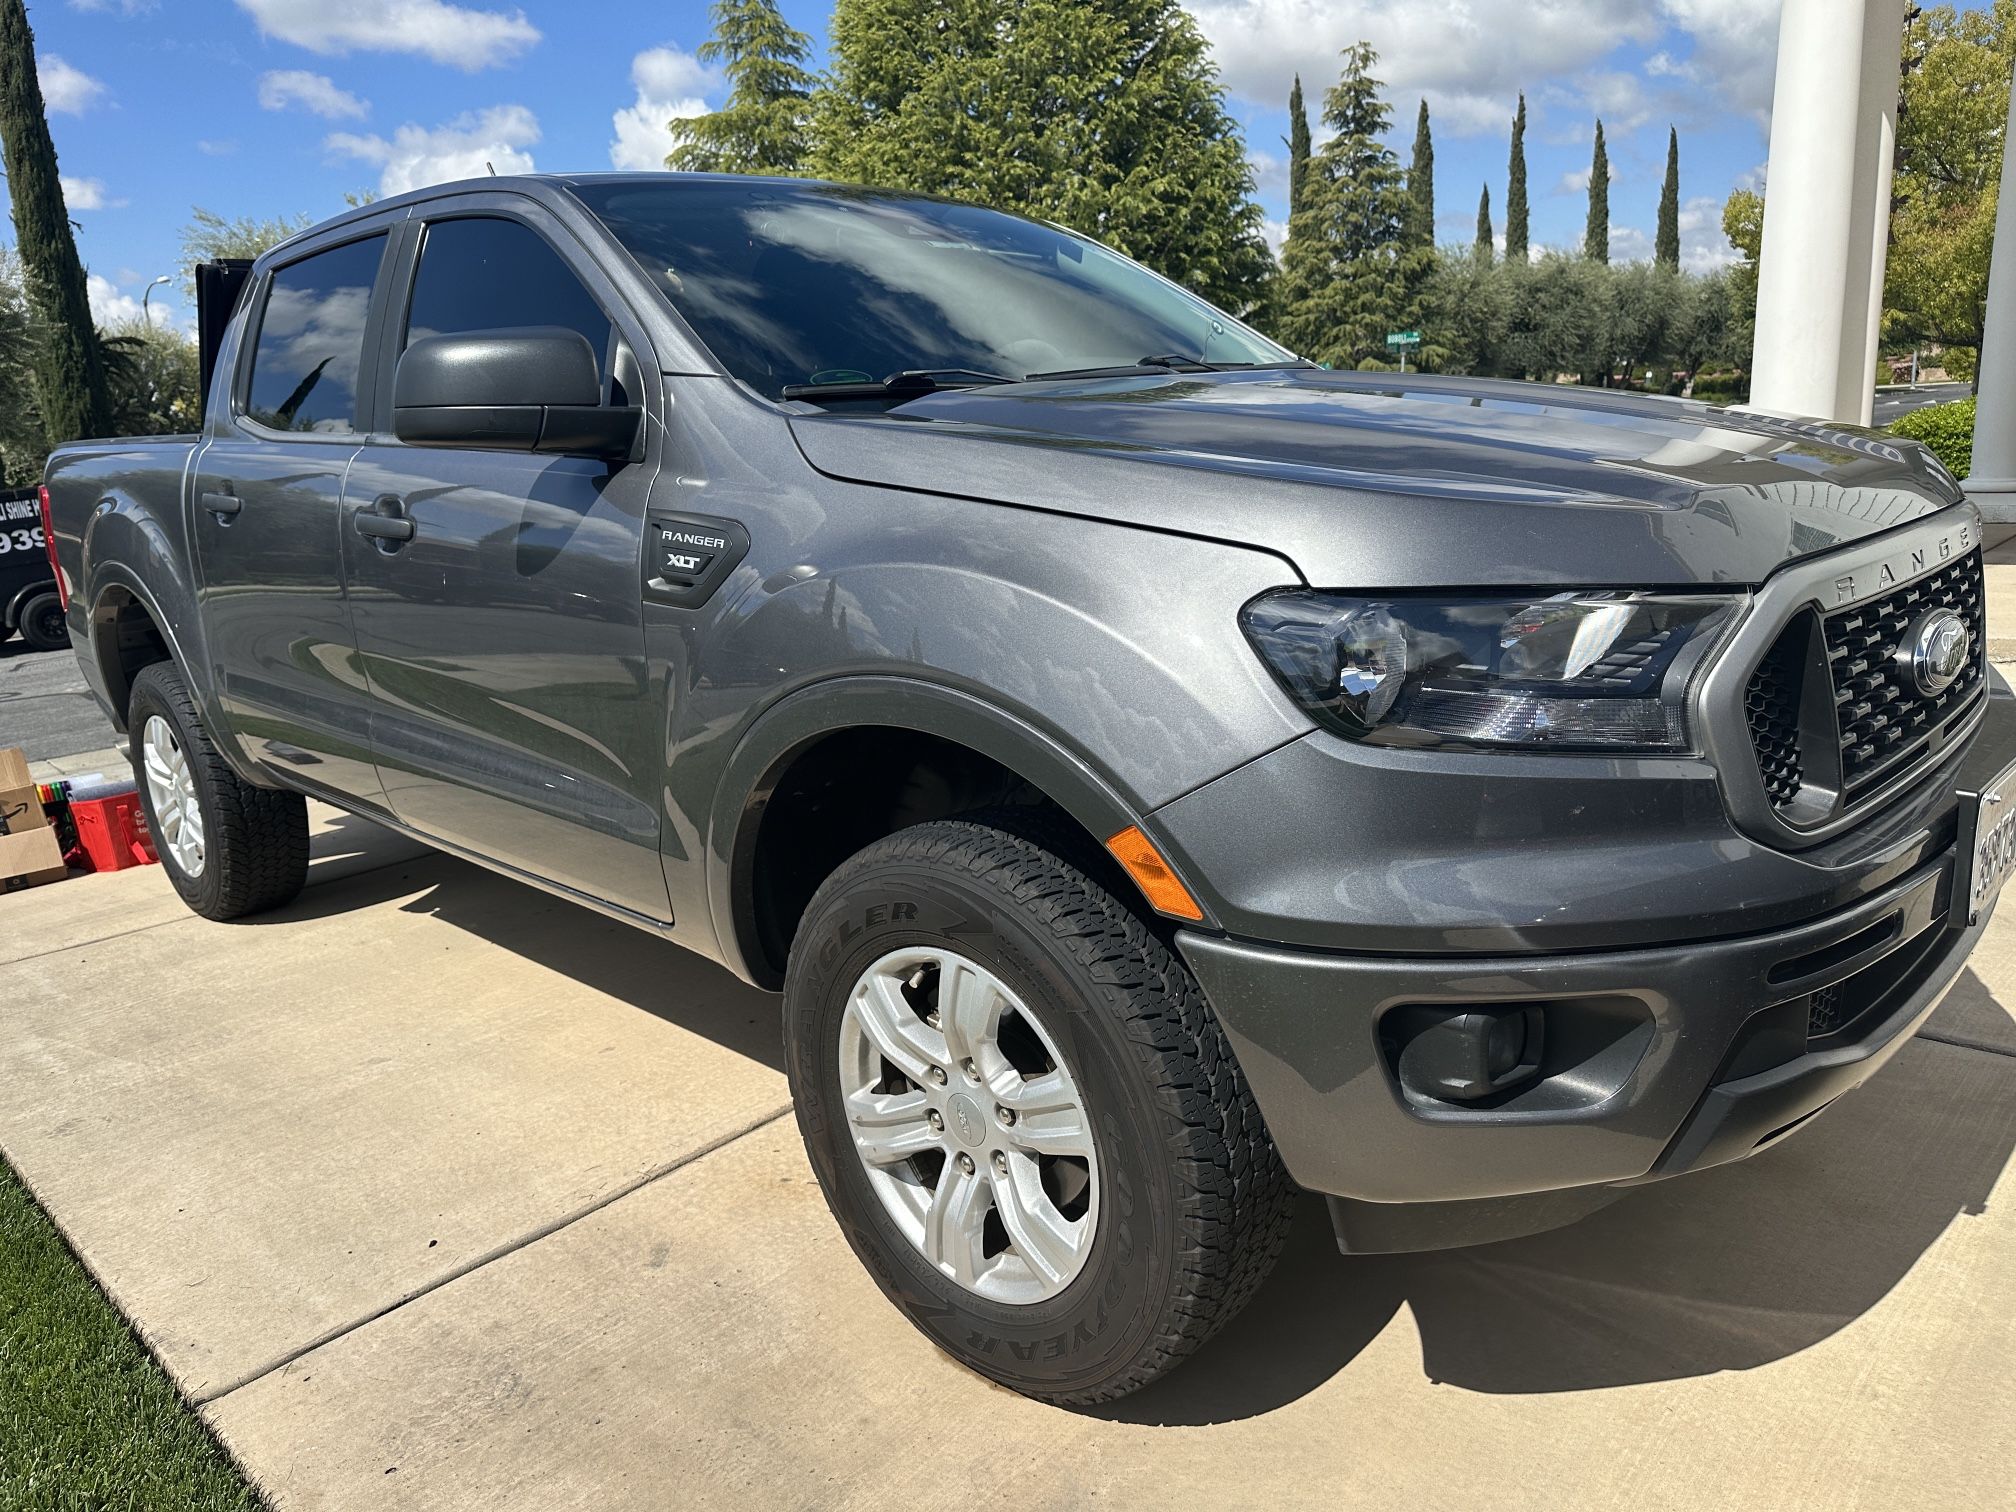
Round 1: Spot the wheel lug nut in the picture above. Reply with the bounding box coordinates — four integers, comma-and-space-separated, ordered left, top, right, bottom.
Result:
992, 1151, 1008, 1175
961, 1059, 979, 1082
956, 1152, 975, 1174
927, 1110, 943, 1132
927, 1067, 947, 1086
996, 1105, 1016, 1126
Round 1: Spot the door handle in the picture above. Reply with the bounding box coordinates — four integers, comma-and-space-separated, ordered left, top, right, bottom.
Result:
201, 490, 241, 520
353, 495, 415, 546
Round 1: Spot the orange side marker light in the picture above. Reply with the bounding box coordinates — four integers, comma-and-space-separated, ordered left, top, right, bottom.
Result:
1105, 825, 1204, 922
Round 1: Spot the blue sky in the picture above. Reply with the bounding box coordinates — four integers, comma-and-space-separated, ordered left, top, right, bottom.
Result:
8, 0, 1983, 333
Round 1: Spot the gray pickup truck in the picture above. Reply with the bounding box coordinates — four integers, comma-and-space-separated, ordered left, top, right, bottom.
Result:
41, 172, 2016, 1404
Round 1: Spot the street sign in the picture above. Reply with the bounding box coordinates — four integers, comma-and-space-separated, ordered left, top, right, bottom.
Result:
1385, 330, 1422, 348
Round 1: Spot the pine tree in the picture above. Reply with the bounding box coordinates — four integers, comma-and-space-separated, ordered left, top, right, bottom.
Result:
1476, 184, 1493, 262
666, 0, 816, 174
1505, 93, 1529, 264
1655, 126, 1681, 269
1278, 44, 1431, 368
0, 0, 110, 446
1407, 99, 1435, 250
1585, 119, 1609, 263
1286, 74, 1311, 220
813, 0, 1271, 314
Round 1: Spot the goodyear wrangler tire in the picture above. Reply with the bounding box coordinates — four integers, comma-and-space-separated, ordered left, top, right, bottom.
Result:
783, 814, 1291, 1405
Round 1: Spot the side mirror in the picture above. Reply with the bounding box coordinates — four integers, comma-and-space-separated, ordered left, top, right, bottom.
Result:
392, 327, 642, 461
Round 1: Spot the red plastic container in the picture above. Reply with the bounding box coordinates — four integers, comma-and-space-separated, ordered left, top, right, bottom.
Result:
70, 791, 158, 872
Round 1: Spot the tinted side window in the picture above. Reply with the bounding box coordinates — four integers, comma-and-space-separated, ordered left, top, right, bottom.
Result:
406, 218, 613, 383
244, 234, 386, 434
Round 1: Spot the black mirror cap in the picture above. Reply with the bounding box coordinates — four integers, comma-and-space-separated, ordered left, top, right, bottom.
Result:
395, 327, 601, 409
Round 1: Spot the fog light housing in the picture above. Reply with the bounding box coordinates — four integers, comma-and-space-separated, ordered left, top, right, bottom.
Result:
1387, 1004, 1544, 1105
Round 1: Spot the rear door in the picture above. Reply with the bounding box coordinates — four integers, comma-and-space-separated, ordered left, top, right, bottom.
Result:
191, 223, 399, 807
341, 197, 669, 918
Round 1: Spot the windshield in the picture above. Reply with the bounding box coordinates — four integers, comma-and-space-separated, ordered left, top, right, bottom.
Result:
566, 179, 1293, 399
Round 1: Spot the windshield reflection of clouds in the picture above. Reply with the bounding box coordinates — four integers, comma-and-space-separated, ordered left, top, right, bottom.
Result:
575, 183, 1285, 393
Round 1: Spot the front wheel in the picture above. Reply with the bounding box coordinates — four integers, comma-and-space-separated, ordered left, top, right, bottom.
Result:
784, 816, 1291, 1404
17, 590, 67, 652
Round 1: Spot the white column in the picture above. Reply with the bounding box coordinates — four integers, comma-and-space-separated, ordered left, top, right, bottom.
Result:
1748, 0, 1907, 424
1967, 68, 2016, 516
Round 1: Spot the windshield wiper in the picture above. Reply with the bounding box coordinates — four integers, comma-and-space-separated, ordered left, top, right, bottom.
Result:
779, 368, 1019, 404
1023, 355, 1321, 382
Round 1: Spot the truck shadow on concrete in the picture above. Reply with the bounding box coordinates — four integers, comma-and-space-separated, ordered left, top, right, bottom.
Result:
274, 817, 2016, 1424
260, 812, 786, 1073
1100, 975, 2016, 1424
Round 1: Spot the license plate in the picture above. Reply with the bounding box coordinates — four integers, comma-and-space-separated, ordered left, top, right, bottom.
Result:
1956, 758, 2016, 925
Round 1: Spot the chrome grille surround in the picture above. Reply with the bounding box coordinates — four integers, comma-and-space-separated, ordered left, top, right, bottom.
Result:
1697, 505, 1987, 850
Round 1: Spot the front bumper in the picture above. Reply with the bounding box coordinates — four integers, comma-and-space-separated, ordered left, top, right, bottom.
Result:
1179, 843, 1991, 1217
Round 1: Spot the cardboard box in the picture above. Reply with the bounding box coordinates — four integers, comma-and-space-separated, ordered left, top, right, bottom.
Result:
0, 746, 68, 892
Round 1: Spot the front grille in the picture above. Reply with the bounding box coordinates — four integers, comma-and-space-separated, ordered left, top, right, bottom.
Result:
1740, 546, 1986, 827
1823, 549, 1984, 796
1745, 634, 1806, 808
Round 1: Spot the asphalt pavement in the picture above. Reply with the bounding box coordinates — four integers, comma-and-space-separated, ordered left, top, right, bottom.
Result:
1872, 381, 1971, 426
0, 634, 117, 763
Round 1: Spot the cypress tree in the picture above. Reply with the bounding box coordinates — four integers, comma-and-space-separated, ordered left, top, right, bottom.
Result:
0, 0, 110, 445
1585, 119, 1609, 263
1655, 126, 1681, 269
1287, 74, 1311, 220
1279, 44, 1431, 368
666, 0, 816, 174
1476, 184, 1493, 262
814, 0, 1271, 314
1407, 99, 1435, 249
1505, 93, 1529, 264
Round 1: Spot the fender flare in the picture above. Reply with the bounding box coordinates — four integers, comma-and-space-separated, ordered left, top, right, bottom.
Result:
703, 675, 1195, 987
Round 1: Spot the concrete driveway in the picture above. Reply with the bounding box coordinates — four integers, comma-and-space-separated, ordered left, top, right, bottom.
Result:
3, 800, 2014, 1510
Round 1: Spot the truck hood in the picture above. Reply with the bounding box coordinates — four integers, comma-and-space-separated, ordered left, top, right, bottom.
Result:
787, 370, 1967, 588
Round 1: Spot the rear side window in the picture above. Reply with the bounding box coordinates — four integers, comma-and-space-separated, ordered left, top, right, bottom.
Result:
405, 217, 613, 381
244, 234, 386, 434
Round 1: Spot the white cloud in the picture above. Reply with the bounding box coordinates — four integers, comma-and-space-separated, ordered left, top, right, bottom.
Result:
1184, 1, 1660, 133
609, 46, 714, 171
39, 56, 106, 114
59, 176, 123, 210
259, 69, 369, 120
1678, 194, 1740, 272
1652, 0, 1783, 127
1608, 224, 1653, 261
233, 0, 538, 71
68, 0, 155, 12
198, 139, 239, 156
86, 274, 145, 325
1261, 216, 1289, 256
1556, 160, 1618, 196
329, 104, 539, 196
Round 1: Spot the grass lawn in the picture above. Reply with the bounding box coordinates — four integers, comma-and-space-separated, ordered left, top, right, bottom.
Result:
0, 1156, 261, 1511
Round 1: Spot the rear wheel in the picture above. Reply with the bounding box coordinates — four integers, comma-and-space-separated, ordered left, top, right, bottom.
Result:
17, 590, 67, 652
784, 815, 1291, 1404
128, 661, 308, 919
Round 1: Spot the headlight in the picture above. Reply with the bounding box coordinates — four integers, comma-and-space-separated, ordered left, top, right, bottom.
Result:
1240, 589, 1740, 752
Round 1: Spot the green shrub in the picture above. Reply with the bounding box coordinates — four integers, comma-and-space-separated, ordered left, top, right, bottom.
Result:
1889, 396, 1976, 479
1689, 371, 1749, 405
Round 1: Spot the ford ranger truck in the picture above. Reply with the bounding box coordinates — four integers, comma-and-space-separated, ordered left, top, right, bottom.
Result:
40, 173, 2016, 1405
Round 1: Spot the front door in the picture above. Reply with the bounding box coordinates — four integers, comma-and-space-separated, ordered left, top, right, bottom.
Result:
191, 226, 395, 807
341, 204, 669, 918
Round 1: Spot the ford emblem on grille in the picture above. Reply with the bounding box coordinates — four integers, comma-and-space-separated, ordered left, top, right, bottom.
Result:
1902, 608, 1971, 696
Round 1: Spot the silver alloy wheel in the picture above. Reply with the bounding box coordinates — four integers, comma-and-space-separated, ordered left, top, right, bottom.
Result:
140, 715, 205, 877
839, 947, 1099, 1304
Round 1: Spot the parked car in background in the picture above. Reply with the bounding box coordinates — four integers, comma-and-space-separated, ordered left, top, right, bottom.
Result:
1, 485, 65, 652
39, 173, 2016, 1404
